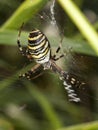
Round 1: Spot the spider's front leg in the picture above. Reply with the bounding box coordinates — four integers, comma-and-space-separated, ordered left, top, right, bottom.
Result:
17, 23, 27, 56
19, 64, 43, 80
52, 45, 64, 61
17, 24, 33, 61
52, 37, 65, 61
17, 39, 27, 57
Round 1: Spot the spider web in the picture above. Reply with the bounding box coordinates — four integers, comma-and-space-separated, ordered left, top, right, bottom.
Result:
37, 0, 98, 106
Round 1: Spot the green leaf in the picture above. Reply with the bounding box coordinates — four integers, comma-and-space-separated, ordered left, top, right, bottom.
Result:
0, 29, 27, 45
1, 0, 48, 30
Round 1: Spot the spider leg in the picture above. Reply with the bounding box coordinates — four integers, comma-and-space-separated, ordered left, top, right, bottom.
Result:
17, 39, 26, 56
17, 23, 31, 57
53, 54, 64, 61
17, 23, 33, 61
17, 23, 27, 56
19, 64, 43, 80
52, 46, 61, 59
52, 36, 66, 60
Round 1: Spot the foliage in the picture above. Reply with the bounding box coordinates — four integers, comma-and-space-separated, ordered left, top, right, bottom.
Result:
0, 0, 98, 130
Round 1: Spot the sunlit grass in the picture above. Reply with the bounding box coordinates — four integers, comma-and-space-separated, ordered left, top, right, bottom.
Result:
58, 0, 98, 55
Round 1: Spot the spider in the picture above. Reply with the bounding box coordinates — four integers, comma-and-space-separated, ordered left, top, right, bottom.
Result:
17, 24, 85, 102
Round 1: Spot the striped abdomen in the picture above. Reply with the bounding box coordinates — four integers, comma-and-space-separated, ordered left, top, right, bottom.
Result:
28, 29, 51, 64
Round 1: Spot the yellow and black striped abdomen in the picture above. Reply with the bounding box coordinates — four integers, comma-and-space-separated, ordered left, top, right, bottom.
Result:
28, 29, 51, 64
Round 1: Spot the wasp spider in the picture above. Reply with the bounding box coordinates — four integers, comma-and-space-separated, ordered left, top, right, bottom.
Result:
17, 24, 85, 102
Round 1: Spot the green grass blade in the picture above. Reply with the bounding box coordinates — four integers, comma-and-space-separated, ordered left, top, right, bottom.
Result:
58, 121, 98, 130
25, 81, 63, 129
0, 29, 27, 45
0, 63, 33, 91
0, 29, 96, 56
58, 0, 98, 55
1, 0, 48, 30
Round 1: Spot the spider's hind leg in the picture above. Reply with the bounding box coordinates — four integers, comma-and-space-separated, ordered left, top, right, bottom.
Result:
19, 70, 32, 80
19, 64, 43, 80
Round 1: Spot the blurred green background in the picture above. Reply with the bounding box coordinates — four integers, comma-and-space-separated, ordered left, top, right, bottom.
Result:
0, 0, 98, 130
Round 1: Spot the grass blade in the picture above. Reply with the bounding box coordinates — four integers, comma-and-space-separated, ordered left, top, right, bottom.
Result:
58, 0, 98, 55
1, 0, 48, 30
